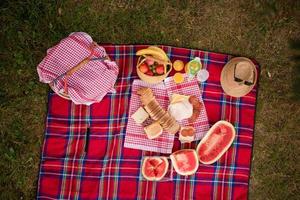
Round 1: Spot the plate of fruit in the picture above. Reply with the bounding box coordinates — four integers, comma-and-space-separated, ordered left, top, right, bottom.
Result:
136, 46, 172, 84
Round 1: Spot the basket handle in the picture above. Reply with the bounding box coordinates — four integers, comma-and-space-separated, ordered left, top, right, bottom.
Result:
63, 42, 98, 94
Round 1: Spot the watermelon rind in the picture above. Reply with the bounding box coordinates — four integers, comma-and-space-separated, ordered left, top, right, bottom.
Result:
141, 156, 169, 181
196, 120, 236, 165
170, 149, 199, 176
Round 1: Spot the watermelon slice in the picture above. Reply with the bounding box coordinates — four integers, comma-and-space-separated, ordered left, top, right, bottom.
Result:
196, 120, 236, 164
170, 149, 199, 176
141, 157, 169, 181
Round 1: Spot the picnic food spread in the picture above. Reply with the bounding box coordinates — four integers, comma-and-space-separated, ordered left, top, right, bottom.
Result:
37, 35, 259, 199
126, 47, 242, 178
137, 87, 180, 135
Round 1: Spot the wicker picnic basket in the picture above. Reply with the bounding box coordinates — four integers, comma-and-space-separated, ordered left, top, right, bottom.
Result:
136, 56, 172, 84
49, 54, 93, 100
49, 42, 111, 100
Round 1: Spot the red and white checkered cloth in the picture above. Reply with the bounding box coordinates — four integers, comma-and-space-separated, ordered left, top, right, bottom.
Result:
124, 75, 209, 154
164, 74, 210, 141
37, 32, 119, 105
124, 80, 174, 154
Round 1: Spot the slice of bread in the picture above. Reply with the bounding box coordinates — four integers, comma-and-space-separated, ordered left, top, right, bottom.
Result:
131, 107, 149, 124
144, 122, 163, 139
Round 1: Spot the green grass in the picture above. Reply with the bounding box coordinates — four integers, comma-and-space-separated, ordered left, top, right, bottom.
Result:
0, 0, 299, 199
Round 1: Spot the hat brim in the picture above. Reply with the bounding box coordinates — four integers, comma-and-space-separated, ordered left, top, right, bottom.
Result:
220, 57, 257, 97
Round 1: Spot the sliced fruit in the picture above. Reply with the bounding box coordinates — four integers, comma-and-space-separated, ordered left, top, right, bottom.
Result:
196, 120, 236, 164
173, 60, 184, 71
139, 63, 149, 73
144, 122, 163, 139
142, 156, 169, 181
156, 64, 165, 75
170, 149, 199, 176
173, 73, 184, 84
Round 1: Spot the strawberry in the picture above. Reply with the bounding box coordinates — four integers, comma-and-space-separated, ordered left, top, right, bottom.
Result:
139, 63, 149, 73
156, 65, 165, 75
146, 71, 154, 76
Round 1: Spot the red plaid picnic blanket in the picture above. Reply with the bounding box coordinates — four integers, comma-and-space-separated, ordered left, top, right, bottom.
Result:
124, 77, 209, 154
37, 45, 259, 200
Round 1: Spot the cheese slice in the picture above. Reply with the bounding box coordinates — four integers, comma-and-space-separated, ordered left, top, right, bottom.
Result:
131, 107, 149, 124
170, 93, 190, 104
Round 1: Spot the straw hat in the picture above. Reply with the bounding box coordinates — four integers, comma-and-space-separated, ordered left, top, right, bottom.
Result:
221, 57, 257, 97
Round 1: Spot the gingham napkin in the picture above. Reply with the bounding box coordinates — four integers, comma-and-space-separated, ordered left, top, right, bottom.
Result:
37, 32, 119, 105
124, 76, 210, 153
124, 80, 175, 154
164, 75, 210, 141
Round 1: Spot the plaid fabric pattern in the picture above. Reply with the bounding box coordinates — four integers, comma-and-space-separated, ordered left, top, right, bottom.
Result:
37, 45, 259, 200
124, 76, 209, 154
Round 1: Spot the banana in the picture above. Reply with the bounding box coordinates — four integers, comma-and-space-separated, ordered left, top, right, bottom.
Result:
136, 47, 169, 62
147, 46, 169, 61
136, 49, 165, 61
